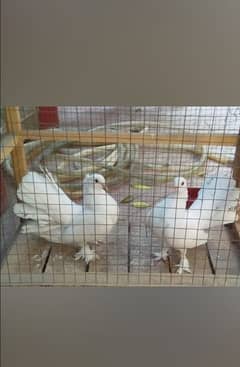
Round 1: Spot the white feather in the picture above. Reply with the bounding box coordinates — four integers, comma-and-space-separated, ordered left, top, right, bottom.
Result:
13, 202, 51, 223
15, 171, 74, 225
146, 176, 188, 237
187, 175, 239, 229
150, 174, 240, 273
14, 171, 119, 263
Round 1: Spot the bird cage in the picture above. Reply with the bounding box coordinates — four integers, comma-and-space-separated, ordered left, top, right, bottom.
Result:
0, 106, 240, 287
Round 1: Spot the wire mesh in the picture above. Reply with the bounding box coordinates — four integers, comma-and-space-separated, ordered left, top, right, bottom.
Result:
1, 106, 240, 286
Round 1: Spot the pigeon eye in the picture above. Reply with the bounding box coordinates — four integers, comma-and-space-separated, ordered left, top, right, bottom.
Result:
95, 179, 98, 183
181, 181, 184, 186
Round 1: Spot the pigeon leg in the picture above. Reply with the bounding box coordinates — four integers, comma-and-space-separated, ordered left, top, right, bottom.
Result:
152, 248, 169, 262
73, 244, 100, 264
176, 248, 191, 274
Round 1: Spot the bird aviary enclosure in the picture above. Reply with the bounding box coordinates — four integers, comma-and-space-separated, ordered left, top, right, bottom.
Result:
1, 106, 240, 287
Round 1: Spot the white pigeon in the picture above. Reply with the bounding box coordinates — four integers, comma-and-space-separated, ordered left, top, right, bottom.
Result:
146, 176, 189, 263
186, 175, 240, 230
13, 170, 119, 264
150, 174, 240, 274
146, 176, 189, 233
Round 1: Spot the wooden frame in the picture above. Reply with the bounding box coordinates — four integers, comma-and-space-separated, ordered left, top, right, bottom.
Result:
2, 106, 239, 186
233, 131, 240, 187
5, 106, 28, 184
1, 272, 239, 287
0, 134, 20, 164
20, 129, 238, 146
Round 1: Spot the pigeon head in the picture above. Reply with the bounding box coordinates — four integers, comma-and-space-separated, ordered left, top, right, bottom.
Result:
174, 176, 187, 189
83, 173, 107, 192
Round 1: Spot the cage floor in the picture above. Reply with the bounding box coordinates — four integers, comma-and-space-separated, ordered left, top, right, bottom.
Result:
1, 211, 240, 285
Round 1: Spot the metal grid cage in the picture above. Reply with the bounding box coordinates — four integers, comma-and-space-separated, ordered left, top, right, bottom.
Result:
1, 106, 240, 286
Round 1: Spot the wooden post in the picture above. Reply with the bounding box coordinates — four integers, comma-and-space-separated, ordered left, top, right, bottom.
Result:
233, 131, 240, 187
232, 131, 240, 236
0, 165, 8, 215
5, 106, 28, 184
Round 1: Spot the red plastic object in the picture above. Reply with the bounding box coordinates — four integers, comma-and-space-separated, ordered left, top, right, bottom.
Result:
38, 107, 59, 129
0, 167, 8, 215
186, 187, 200, 209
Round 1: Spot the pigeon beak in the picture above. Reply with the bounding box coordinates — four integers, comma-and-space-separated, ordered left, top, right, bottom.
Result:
102, 183, 108, 192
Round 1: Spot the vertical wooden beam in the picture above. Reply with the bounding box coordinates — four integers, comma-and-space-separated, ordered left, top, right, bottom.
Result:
232, 131, 240, 237
0, 165, 8, 215
5, 106, 28, 184
233, 131, 240, 188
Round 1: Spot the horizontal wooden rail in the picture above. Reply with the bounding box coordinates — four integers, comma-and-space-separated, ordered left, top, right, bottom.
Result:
0, 134, 20, 163
1, 271, 239, 287
19, 129, 239, 146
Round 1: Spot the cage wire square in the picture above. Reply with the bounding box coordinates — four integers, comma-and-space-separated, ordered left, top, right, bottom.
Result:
1, 106, 240, 287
